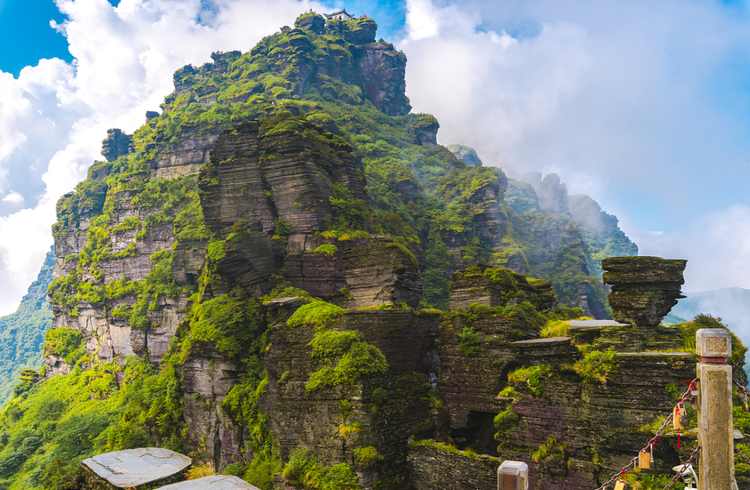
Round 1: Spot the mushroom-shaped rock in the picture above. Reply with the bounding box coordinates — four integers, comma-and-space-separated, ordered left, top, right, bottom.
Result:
602, 256, 687, 328
81, 447, 191, 488
157, 475, 259, 489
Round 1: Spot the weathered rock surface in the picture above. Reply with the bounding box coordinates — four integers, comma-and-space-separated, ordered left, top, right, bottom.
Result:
408, 442, 499, 490
449, 266, 555, 311
101, 129, 133, 162
603, 256, 687, 328
407, 255, 695, 489
263, 308, 438, 475
356, 41, 410, 116
446, 144, 482, 166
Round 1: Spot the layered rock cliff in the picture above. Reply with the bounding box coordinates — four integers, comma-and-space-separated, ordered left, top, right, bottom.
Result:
0, 11, 741, 490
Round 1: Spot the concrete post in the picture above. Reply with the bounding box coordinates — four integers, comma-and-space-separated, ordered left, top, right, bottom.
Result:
696, 328, 736, 490
497, 461, 528, 490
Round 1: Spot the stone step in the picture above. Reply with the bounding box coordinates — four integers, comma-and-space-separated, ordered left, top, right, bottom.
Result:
157, 475, 260, 489
81, 447, 192, 489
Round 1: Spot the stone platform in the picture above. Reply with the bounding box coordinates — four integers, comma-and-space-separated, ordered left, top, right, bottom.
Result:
81, 448, 191, 489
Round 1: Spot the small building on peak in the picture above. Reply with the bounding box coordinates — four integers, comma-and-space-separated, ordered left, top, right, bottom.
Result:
325, 9, 354, 21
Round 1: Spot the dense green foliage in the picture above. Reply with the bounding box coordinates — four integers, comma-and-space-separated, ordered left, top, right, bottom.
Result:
287, 300, 345, 329
306, 329, 388, 392
573, 349, 617, 384
0, 357, 183, 490
507, 365, 552, 397
281, 448, 361, 490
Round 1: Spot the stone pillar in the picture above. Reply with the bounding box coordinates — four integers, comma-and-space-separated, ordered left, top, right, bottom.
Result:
602, 256, 687, 329
696, 328, 736, 490
497, 460, 528, 490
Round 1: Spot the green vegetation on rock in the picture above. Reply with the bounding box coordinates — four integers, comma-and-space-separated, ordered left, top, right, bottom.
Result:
507, 365, 552, 397
573, 349, 617, 384
281, 448, 361, 490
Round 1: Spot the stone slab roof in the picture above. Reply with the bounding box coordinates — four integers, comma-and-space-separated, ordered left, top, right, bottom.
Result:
81, 448, 191, 488
157, 475, 260, 489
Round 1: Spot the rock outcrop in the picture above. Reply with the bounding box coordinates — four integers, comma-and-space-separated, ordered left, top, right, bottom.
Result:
408, 256, 696, 489
446, 144, 482, 166
101, 129, 133, 162
603, 256, 687, 328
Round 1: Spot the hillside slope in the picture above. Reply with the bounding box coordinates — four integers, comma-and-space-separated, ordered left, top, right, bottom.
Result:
0, 250, 53, 402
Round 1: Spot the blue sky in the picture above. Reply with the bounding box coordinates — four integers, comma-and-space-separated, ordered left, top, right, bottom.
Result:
1, 0, 750, 315
0, 1, 71, 75
0, 0, 407, 75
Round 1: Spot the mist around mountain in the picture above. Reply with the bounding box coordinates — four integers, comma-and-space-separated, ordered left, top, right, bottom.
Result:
0, 250, 53, 402
672, 287, 750, 346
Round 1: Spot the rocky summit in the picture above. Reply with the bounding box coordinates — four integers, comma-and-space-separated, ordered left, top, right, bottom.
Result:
0, 11, 747, 490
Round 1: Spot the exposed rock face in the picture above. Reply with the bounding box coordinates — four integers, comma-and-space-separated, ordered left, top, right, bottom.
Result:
263, 307, 438, 472
410, 260, 696, 489
101, 129, 133, 162
357, 41, 410, 115
410, 114, 439, 145
527, 173, 569, 215
200, 119, 365, 237
408, 442, 499, 490
182, 344, 245, 469
448, 267, 555, 311
603, 256, 687, 328
295, 12, 326, 34
447, 144, 482, 166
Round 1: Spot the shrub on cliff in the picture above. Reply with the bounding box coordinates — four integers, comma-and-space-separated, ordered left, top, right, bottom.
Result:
573, 349, 616, 384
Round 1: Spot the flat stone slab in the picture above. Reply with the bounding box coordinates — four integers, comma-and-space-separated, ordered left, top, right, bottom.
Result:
568, 320, 628, 328
82, 448, 191, 488
616, 351, 694, 359
157, 476, 260, 489
511, 337, 571, 346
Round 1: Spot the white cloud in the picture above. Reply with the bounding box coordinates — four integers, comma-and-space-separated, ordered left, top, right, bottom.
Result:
400, 0, 750, 293
1, 192, 24, 206
632, 205, 750, 294
0, 0, 323, 315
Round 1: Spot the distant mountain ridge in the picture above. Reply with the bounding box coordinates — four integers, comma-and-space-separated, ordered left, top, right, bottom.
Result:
0, 250, 53, 402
